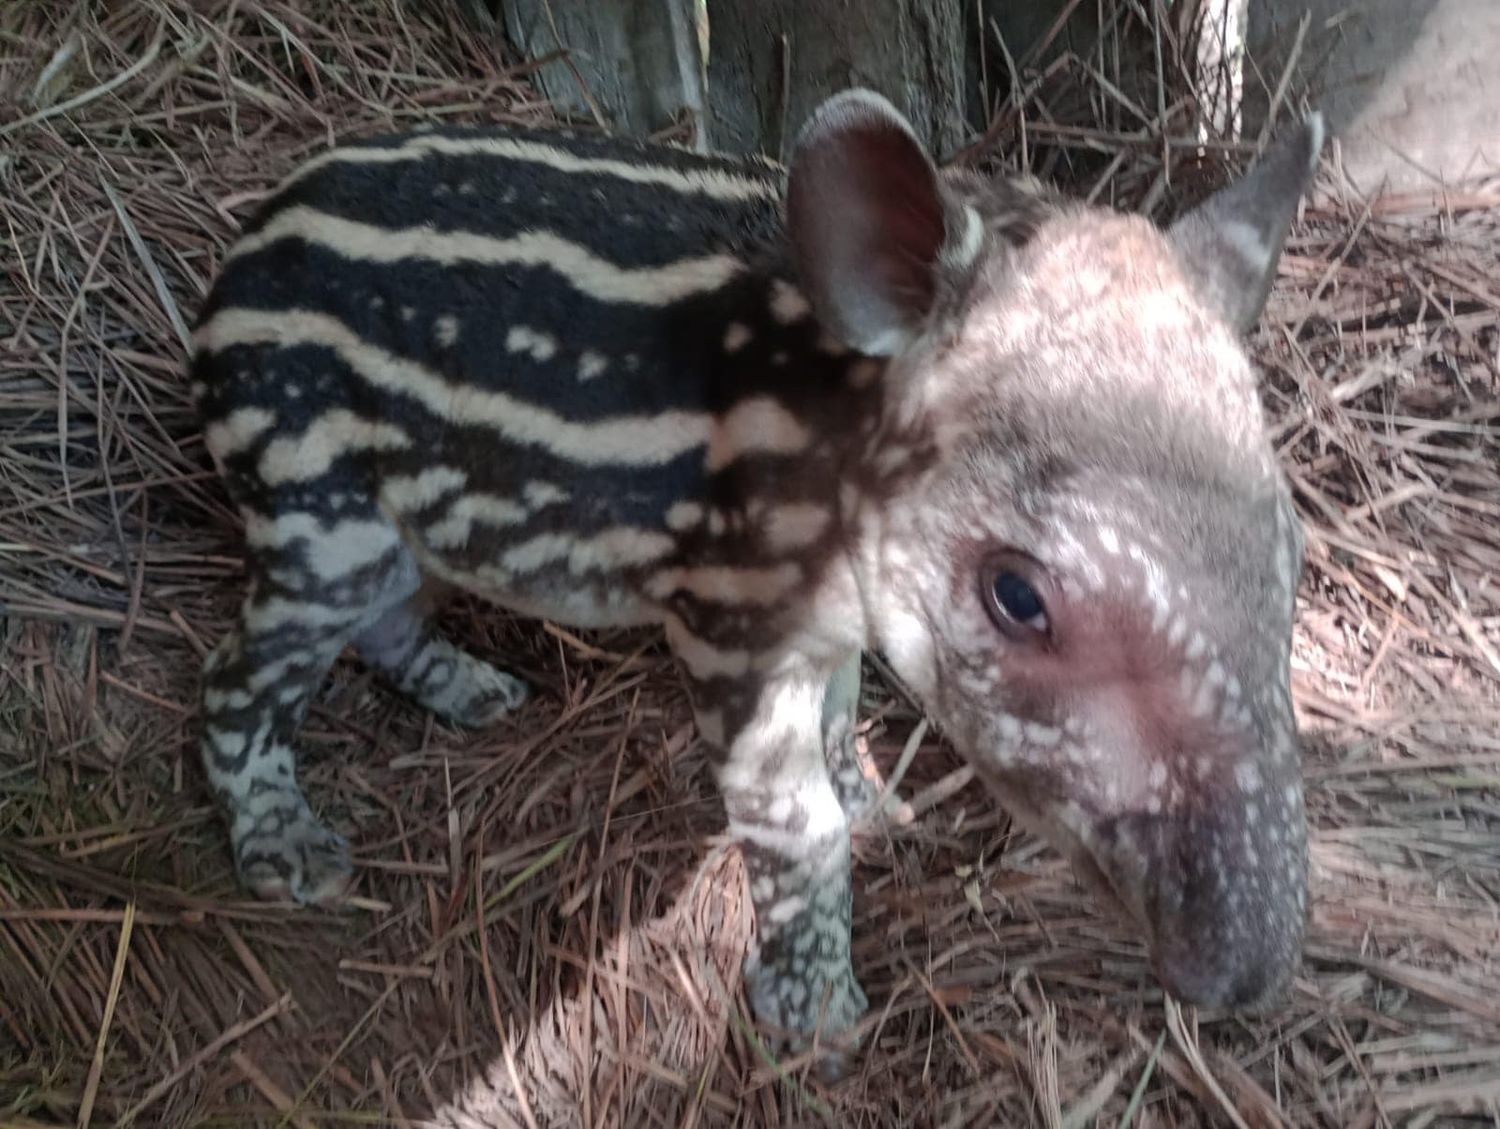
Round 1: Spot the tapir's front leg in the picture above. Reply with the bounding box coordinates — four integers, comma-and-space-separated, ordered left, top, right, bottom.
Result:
692, 663, 868, 1045
820, 653, 886, 822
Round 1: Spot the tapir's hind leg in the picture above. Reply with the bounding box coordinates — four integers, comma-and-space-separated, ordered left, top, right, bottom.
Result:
353, 598, 529, 727
202, 505, 534, 903
200, 512, 421, 903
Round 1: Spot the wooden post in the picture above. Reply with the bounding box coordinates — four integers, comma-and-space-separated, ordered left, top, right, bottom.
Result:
495, 0, 971, 158
499, 0, 711, 148
702, 0, 970, 160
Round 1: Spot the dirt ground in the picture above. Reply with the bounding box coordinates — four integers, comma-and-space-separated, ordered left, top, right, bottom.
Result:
2, 3, 1499, 1127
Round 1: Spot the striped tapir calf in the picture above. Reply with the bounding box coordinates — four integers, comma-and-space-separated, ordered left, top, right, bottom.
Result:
190, 90, 1321, 1049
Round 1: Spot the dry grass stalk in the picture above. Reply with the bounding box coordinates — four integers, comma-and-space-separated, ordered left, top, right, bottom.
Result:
2, 1, 1498, 1126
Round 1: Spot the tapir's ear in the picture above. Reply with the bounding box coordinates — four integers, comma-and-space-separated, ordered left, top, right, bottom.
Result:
1168, 113, 1325, 336
786, 90, 969, 356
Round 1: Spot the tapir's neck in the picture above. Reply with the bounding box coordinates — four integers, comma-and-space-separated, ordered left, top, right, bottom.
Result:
652, 252, 943, 655
675, 244, 938, 500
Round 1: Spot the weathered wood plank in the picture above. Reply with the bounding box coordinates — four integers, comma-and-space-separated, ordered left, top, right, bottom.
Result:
499, 0, 710, 146
703, 0, 970, 159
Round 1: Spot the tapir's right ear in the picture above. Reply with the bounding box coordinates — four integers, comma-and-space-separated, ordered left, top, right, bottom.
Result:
787, 90, 972, 356
1168, 113, 1325, 336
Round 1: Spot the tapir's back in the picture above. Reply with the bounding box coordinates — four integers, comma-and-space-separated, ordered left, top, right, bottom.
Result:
192, 124, 789, 427
188, 126, 863, 603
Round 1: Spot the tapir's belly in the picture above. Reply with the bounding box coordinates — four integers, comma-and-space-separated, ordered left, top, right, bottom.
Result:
405, 530, 665, 629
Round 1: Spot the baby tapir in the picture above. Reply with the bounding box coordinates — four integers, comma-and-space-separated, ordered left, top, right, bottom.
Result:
191, 90, 1321, 1047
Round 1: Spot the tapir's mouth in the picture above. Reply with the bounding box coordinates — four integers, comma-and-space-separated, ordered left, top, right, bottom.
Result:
974, 766, 1149, 927
972, 765, 1123, 894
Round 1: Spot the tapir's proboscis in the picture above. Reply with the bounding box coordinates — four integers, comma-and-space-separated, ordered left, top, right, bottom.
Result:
191, 89, 1322, 1056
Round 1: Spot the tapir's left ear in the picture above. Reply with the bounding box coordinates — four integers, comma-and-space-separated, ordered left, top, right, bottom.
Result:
786, 89, 975, 356
1168, 113, 1325, 336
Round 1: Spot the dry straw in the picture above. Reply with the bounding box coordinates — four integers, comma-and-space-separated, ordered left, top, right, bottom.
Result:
2, 1, 1498, 1126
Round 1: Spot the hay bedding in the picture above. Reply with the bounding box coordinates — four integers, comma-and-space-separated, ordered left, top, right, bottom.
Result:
1, 2, 1498, 1125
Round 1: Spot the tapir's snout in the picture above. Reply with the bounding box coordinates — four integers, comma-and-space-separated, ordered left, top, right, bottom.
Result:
973, 687, 1309, 1014
1148, 866, 1304, 1012
1118, 794, 1309, 1013
1154, 928, 1294, 1012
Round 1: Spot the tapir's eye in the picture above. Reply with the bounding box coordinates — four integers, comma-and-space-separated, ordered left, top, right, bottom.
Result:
981, 553, 1052, 642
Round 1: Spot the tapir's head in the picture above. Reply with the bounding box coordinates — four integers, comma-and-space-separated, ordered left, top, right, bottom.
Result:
786, 91, 1320, 1010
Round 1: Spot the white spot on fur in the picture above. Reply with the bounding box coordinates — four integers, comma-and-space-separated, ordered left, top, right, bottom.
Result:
1150, 602, 1170, 634
577, 350, 609, 381
666, 501, 703, 530
523, 481, 568, 508
506, 326, 557, 361
433, 314, 459, 347
1235, 760, 1263, 794
1191, 679, 1217, 719
723, 322, 753, 353
705, 397, 811, 471
204, 407, 275, 463
1024, 722, 1061, 747
695, 708, 725, 748
764, 895, 807, 924
874, 445, 911, 476
762, 503, 831, 552
768, 280, 811, 324
205, 725, 247, 761
1272, 732, 1294, 763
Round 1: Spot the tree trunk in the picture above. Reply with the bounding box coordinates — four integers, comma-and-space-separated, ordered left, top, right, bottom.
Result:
702, 0, 970, 160
499, 0, 711, 148
491, 0, 1268, 163
496, 0, 971, 159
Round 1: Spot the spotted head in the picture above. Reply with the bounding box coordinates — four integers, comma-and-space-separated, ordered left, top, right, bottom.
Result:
784, 91, 1322, 1009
